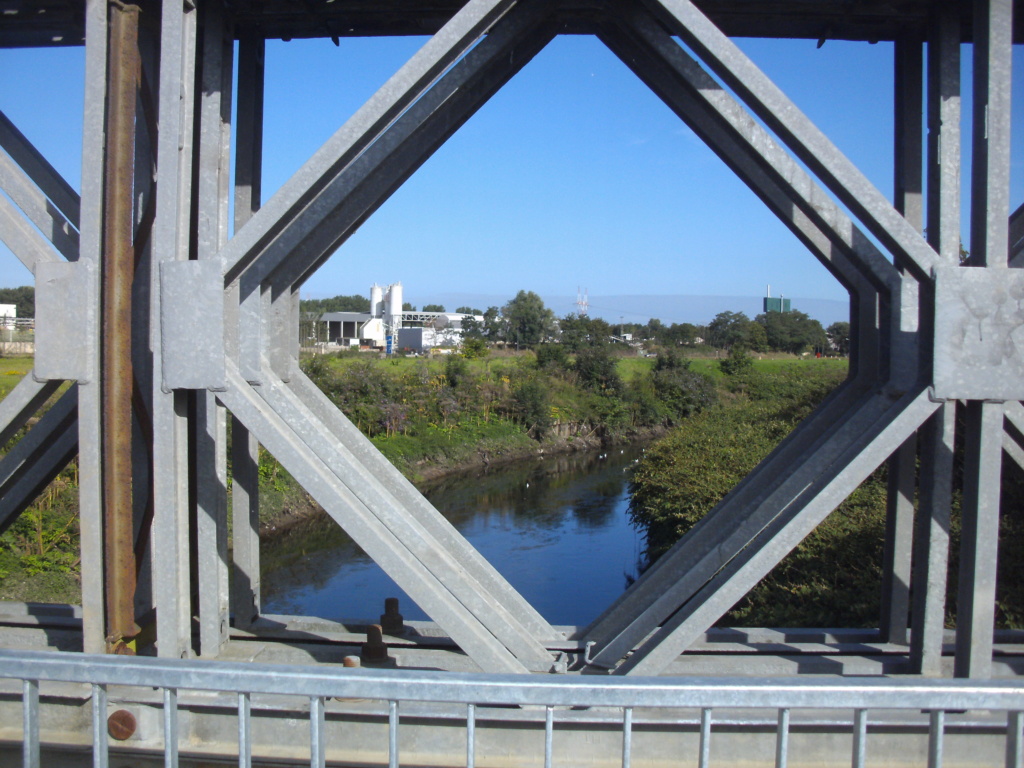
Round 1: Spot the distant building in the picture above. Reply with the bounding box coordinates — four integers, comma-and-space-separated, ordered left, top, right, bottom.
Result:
318, 283, 482, 352
763, 285, 791, 313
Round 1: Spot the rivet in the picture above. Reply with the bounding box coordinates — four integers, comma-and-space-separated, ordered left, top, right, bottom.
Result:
107, 709, 137, 740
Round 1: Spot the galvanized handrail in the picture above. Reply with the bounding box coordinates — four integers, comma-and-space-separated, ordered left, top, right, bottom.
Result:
3, 648, 1024, 768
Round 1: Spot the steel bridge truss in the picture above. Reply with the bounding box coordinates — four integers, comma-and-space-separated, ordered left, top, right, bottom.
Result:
0, 0, 1020, 678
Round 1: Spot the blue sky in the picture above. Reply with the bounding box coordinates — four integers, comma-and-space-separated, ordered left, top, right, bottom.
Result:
0, 32, 1021, 325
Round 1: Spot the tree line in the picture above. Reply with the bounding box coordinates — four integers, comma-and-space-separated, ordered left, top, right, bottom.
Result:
298, 288, 849, 356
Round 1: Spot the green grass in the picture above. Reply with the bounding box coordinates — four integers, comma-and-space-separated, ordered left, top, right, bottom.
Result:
0, 356, 34, 399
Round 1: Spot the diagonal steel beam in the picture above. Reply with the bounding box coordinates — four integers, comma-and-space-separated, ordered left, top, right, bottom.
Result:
0, 375, 62, 447
0, 150, 78, 261
0, 192, 63, 272
1011, 202, 1023, 266
257, 2, 556, 295
642, 0, 940, 282
287, 370, 559, 642
601, 9, 899, 296
220, 0, 518, 285
218, 365, 538, 674
0, 110, 80, 228
584, 384, 894, 667
1004, 416, 1024, 472
616, 389, 940, 675
0, 386, 78, 535
260, 370, 555, 666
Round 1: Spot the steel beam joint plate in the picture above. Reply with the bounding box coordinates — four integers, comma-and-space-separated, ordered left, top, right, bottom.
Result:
932, 265, 1024, 400
34, 260, 96, 383
160, 259, 226, 391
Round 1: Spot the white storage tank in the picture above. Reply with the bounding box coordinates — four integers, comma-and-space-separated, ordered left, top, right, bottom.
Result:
370, 284, 383, 318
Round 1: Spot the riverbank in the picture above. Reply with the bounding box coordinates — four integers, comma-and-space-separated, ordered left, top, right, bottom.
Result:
257, 421, 668, 536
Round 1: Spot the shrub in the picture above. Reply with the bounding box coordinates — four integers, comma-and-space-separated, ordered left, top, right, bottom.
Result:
575, 347, 622, 393
718, 345, 754, 376
651, 366, 717, 422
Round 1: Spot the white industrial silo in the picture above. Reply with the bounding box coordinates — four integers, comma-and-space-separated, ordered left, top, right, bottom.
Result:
370, 284, 383, 318
386, 282, 404, 331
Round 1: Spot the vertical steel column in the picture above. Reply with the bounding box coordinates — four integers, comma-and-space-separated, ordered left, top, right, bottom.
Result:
880, 35, 923, 646
102, 0, 142, 655
954, 0, 1014, 679
78, 0, 111, 656
909, 0, 960, 677
956, 400, 1005, 678
910, 402, 956, 675
230, 30, 265, 630
195, 0, 233, 658
151, 0, 198, 659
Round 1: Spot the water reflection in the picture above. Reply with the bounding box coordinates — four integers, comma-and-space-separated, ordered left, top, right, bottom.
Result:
261, 445, 647, 626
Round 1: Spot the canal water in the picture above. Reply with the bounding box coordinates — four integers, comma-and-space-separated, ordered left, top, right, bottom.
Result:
260, 444, 648, 627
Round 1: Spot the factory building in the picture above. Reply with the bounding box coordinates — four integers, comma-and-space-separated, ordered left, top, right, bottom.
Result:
319, 283, 482, 353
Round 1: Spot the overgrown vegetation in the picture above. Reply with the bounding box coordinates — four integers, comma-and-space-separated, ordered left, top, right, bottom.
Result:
628, 364, 1024, 629
0, 366, 81, 602
300, 348, 718, 478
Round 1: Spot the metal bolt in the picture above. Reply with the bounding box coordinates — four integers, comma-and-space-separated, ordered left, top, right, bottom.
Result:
380, 597, 405, 635
343, 655, 361, 668
361, 624, 391, 664
107, 709, 137, 741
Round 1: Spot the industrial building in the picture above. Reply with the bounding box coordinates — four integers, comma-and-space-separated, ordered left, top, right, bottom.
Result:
320, 282, 483, 352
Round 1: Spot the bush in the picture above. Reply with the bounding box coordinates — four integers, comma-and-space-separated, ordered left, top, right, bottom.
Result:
535, 343, 569, 371
511, 378, 552, 438
718, 345, 754, 376
651, 366, 717, 423
575, 347, 622, 393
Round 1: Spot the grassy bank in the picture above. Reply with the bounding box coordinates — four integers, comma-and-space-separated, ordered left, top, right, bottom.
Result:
628, 364, 1024, 629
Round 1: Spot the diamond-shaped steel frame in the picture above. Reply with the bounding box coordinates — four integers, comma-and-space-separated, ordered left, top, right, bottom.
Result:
0, 0, 1019, 678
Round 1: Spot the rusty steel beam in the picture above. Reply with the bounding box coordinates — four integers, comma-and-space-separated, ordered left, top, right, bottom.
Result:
101, 0, 142, 655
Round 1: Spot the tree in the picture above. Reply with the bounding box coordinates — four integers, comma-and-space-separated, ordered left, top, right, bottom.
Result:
482, 306, 505, 340
0, 286, 34, 318
502, 290, 555, 349
455, 306, 482, 315
298, 293, 369, 314
402, 301, 416, 311
460, 315, 484, 340
756, 310, 828, 354
574, 346, 621, 393
827, 321, 850, 356
422, 303, 445, 312
559, 314, 611, 351
707, 311, 753, 349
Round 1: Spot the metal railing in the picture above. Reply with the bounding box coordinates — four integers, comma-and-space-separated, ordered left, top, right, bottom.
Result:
3, 648, 1024, 768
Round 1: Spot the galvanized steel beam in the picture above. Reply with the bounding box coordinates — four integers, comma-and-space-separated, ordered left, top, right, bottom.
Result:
195, 0, 234, 659
76, 0, 109, 656
288, 372, 559, 642
259, 373, 555, 667
909, 401, 956, 676
220, 0, 519, 285
643, 0, 940, 283
229, 30, 265, 631
218, 366, 537, 674
0, 387, 78, 535
616, 390, 940, 675
150, 0, 198, 659
879, 36, 924, 646
0, 145, 78, 262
